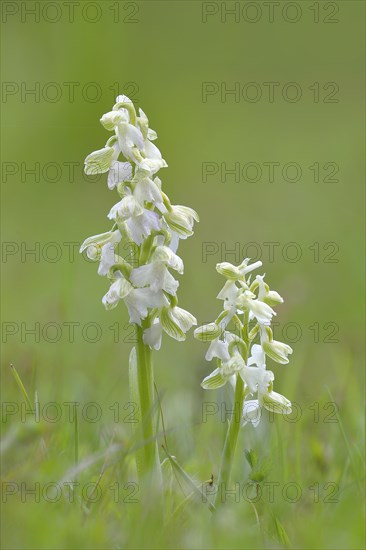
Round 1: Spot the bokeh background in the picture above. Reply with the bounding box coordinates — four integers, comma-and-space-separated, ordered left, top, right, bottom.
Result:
1, 1, 365, 548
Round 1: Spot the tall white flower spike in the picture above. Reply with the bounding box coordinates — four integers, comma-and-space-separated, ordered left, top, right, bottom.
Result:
80, 95, 198, 345
80, 97, 198, 488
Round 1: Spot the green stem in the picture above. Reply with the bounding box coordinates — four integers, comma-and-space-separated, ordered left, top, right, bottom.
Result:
214, 311, 249, 508
214, 374, 245, 507
135, 321, 162, 489
129, 229, 162, 492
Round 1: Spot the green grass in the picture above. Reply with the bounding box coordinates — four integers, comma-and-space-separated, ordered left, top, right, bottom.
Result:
1, 338, 364, 549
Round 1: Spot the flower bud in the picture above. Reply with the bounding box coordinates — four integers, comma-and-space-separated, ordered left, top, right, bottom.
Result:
238, 259, 263, 275
262, 339, 293, 364
194, 323, 222, 342
161, 306, 197, 341
263, 290, 284, 306
100, 110, 127, 131
216, 262, 242, 280
84, 147, 115, 175
164, 205, 199, 236
261, 391, 292, 415
201, 368, 227, 390
79, 230, 121, 258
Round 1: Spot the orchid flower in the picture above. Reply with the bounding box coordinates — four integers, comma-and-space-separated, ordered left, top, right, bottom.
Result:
194, 259, 294, 506
80, 96, 199, 488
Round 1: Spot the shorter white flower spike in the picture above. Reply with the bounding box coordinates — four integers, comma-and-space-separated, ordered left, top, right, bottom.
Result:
195, 258, 293, 429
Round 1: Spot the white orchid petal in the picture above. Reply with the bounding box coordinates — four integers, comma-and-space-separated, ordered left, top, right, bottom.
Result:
247, 344, 266, 368
108, 161, 133, 190
84, 147, 115, 175
143, 320, 163, 350
97, 242, 116, 276
242, 400, 262, 427
126, 209, 161, 245
205, 339, 230, 362
201, 368, 227, 390
261, 391, 292, 415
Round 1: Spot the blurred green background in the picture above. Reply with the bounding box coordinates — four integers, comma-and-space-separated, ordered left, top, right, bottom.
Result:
1, 1, 365, 548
